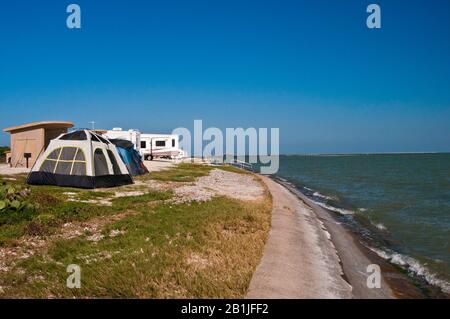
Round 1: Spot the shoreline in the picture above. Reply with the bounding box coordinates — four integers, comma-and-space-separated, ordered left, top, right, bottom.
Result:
269, 176, 448, 299
1, 161, 447, 298
247, 175, 353, 298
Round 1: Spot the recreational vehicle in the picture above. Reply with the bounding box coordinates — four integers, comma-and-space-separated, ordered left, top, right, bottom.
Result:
104, 129, 185, 160
104, 128, 141, 151
140, 134, 185, 160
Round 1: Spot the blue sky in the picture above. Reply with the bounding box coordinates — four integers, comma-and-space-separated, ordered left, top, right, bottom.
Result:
0, 0, 449, 153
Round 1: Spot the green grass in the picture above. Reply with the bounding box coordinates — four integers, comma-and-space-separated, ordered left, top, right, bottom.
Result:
73, 191, 111, 201
1, 195, 271, 298
0, 163, 244, 244
146, 163, 213, 182
0, 173, 172, 245
0, 163, 272, 298
215, 164, 253, 175
142, 162, 250, 183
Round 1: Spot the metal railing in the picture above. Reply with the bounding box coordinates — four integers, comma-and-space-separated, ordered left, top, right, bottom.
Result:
205, 158, 254, 172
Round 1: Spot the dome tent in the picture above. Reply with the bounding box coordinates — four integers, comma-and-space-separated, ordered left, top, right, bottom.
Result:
27, 130, 133, 189
109, 139, 149, 176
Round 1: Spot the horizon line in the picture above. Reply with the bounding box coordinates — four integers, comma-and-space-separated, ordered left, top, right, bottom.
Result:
200, 151, 450, 157
280, 151, 450, 156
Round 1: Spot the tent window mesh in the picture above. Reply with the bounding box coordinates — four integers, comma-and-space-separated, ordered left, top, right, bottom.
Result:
96, 135, 110, 144
94, 149, 109, 176
55, 162, 72, 175
75, 150, 85, 161
47, 149, 61, 160
40, 147, 87, 176
72, 162, 86, 175
60, 147, 77, 160
90, 134, 101, 142
107, 150, 122, 175
60, 131, 87, 140
40, 160, 56, 173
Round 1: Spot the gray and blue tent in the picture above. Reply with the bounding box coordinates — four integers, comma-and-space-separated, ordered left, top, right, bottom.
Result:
27, 130, 133, 188
109, 139, 148, 176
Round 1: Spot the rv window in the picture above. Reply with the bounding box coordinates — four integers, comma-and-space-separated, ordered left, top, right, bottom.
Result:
141, 141, 147, 149
172, 139, 175, 147
155, 141, 165, 147
94, 149, 109, 176
107, 150, 122, 175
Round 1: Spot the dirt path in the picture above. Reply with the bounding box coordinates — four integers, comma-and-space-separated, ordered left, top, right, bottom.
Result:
0, 164, 30, 175
142, 159, 175, 172
247, 176, 353, 299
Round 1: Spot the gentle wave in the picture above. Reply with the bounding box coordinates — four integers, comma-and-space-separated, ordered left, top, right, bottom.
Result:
276, 154, 450, 295
304, 185, 450, 294
312, 191, 336, 201
369, 247, 450, 294
296, 185, 355, 215
373, 222, 387, 231
311, 199, 355, 215
375, 223, 387, 231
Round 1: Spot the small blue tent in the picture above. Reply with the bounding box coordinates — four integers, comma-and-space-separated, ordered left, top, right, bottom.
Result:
109, 139, 148, 176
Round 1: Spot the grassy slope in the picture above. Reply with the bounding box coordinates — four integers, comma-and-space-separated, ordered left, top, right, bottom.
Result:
0, 164, 272, 298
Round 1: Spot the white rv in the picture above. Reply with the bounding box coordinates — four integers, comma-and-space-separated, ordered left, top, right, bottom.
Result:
140, 134, 185, 160
104, 129, 185, 160
104, 128, 141, 151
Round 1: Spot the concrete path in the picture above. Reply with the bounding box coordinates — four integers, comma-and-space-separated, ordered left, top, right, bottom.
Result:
247, 176, 396, 299
247, 176, 353, 299
287, 183, 396, 299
